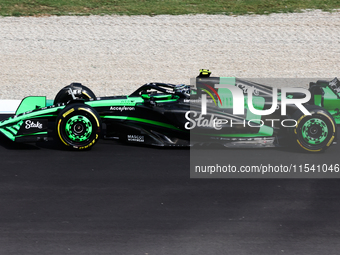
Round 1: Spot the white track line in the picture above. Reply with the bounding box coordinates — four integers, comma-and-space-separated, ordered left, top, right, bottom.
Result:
0, 100, 20, 114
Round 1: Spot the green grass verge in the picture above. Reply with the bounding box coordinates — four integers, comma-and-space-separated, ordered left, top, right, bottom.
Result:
0, 0, 339, 16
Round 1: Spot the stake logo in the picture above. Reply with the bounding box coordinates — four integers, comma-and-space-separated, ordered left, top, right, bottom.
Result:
25, 120, 43, 129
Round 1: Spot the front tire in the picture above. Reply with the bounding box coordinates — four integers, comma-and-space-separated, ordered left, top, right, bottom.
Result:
56, 104, 101, 150
291, 105, 336, 152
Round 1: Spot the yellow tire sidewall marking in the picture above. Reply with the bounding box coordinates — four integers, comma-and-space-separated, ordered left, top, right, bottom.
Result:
57, 119, 69, 146
78, 107, 100, 127
295, 110, 335, 151
58, 107, 99, 149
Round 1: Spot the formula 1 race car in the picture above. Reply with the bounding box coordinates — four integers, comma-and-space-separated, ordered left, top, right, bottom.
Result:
0, 70, 338, 152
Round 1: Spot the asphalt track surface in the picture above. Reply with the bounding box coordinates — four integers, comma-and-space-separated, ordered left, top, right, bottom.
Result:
1, 115, 340, 254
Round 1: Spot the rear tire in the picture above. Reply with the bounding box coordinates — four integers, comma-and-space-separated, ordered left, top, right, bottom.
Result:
54, 83, 96, 104
56, 104, 101, 150
291, 105, 336, 152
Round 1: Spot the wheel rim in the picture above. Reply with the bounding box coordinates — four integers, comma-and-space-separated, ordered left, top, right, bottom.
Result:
65, 115, 92, 142
301, 118, 328, 145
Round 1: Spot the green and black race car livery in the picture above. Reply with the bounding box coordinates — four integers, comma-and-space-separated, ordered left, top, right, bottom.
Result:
0, 70, 338, 152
